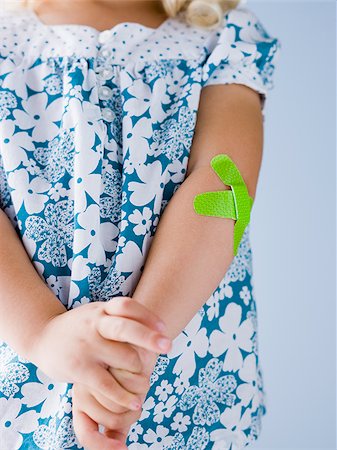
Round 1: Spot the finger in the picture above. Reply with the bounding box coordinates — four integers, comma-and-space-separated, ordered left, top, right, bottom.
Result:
104, 428, 132, 448
105, 297, 167, 333
104, 412, 143, 447
84, 363, 143, 411
79, 388, 140, 436
97, 336, 143, 373
89, 369, 149, 414
104, 428, 131, 445
108, 366, 151, 395
72, 406, 126, 450
97, 315, 172, 354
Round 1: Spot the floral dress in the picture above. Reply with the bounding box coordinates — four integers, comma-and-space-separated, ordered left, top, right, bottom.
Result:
0, 5, 280, 450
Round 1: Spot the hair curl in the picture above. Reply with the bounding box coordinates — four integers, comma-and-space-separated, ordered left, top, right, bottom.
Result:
4, 0, 241, 29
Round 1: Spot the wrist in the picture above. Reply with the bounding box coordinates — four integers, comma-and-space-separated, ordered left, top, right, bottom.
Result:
24, 304, 66, 365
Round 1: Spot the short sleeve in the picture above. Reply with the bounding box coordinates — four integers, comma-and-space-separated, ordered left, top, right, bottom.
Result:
201, 6, 281, 109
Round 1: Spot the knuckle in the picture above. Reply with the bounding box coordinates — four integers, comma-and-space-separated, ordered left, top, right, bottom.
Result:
112, 316, 124, 339
118, 296, 133, 312
129, 349, 142, 372
98, 375, 113, 395
67, 352, 82, 374
107, 414, 120, 430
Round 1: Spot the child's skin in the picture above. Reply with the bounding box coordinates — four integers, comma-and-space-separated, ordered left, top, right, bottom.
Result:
28, 297, 168, 450
0, 1, 264, 449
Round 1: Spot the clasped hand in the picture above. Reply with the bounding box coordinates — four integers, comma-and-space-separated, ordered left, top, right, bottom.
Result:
29, 296, 172, 450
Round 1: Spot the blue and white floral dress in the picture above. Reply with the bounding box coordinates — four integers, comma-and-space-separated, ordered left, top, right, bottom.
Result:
0, 5, 280, 449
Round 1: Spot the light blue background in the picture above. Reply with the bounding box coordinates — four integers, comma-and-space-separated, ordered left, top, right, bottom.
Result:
246, 1, 336, 449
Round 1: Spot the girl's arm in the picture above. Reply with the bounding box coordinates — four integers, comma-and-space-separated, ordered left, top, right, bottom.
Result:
0, 210, 67, 358
132, 83, 264, 341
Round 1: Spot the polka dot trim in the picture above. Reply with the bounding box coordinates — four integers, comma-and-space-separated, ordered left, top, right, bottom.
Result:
0, 9, 212, 65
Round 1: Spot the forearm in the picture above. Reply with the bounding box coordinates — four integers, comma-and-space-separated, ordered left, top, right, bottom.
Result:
132, 167, 238, 341
0, 210, 66, 358
132, 84, 263, 342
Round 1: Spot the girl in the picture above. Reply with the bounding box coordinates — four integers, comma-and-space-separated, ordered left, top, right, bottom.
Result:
0, 0, 281, 449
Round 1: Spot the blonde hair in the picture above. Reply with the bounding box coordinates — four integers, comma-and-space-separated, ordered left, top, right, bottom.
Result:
3, 0, 240, 30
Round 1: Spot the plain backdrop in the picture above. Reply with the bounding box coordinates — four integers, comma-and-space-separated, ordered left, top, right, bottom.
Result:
245, 1, 336, 449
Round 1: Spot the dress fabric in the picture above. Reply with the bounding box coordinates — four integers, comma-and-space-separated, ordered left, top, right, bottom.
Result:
0, 6, 280, 450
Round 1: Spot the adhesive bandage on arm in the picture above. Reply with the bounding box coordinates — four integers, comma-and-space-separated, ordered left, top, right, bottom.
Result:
193, 154, 254, 256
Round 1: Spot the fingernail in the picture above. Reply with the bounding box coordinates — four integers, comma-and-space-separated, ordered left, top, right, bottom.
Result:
130, 399, 141, 410
157, 337, 171, 350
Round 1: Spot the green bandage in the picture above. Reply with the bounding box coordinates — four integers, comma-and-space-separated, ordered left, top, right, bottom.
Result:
193, 154, 253, 256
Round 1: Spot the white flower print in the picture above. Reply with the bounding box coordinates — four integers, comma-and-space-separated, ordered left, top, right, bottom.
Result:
57, 395, 72, 419
239, 286, 251, 306
155, 379, 174, 402
128, 422, 144, 443
203, 26, 259, 83
8, 169, 51, 214
89, 266, 125, 301
44, 74, 63, 96
180, 82, 201, 111
129, 206, 153, 235
168, 313, 208, 380
100, 166, 123, 221
72, 296, 91, 309
138, 395, 156, 422
45, 275, 63, 294
33, 129, 75, 183
209, 302, 254, 372
171, 412, 191, 433
0, 90, 17, 120
219, 272, 234, 299
163, 426, 210, 450
167, 156, 189, 184
25, 159, 40, 176
128, 160, 166, 210
115, 239, 146, 296
143, 424, 172, 448
49, 182, 67, 201
13, 92, 62, 141
0, 345, 30, 398
152, 106, 195, 161
153, 395, 178, 424
0, 397, 39, 449
150, 356, 170, 386
226, 227, 252, 281
123, 114, 154, 167
178, 357, 236, 426
24, 200, 74, 267
0, 53, 29, 100
0, 120, 31, 171
33, 415, 76, 449
21, 368, 67, 419
237, 353, 260, 411
210, 404, 252, 450
206, 291, 221, 321
173, 375, 189, 395
72, 204, 118, 265
125, 78, 170, 122
128, 444, 149, 450
68, 153, 102, 211
166, 65, 189, 96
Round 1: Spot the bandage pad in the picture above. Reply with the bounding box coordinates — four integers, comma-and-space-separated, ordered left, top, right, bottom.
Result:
193, 154, 253, 256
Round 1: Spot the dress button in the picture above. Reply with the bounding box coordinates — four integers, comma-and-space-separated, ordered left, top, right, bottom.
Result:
100, 67, 114, 80
101, 107, 114, 122
98, 29, 113, 44
98, 86, 113, 100
99, 48, 112, 59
